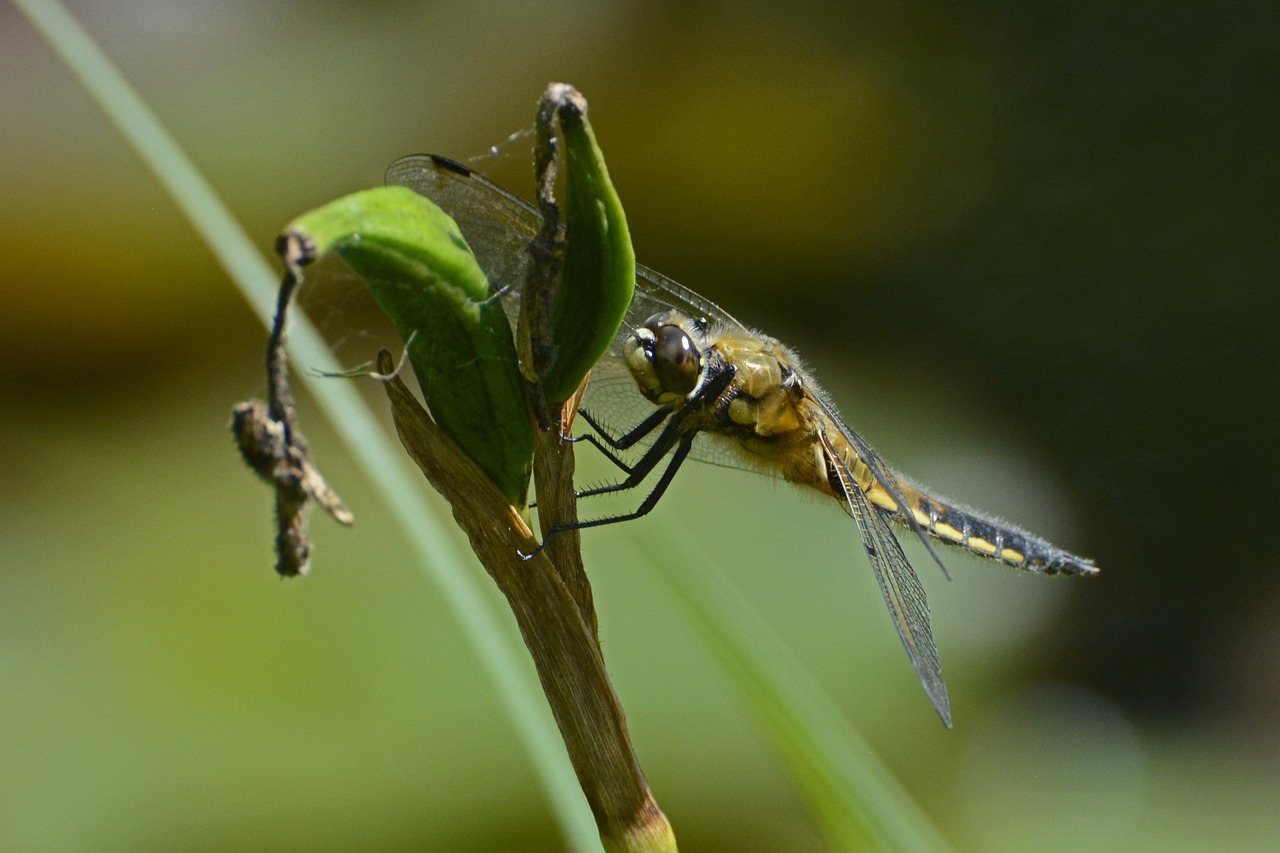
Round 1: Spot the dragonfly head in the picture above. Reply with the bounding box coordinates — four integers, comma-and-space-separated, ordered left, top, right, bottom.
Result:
625, 312, 706, 406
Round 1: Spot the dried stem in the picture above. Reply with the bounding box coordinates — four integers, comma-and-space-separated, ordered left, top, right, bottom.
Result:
231, 243, 353, 576
378, 352, 673, 850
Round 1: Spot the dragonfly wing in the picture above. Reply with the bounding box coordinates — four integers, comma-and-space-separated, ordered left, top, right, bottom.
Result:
819, 426, 952, 727
386, 154, 541, 309
387, 153, 761, 458
387, 154, 751, 331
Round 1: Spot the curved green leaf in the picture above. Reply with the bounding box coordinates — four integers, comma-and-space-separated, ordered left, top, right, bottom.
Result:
543, 99, 636, 405
283, 187, 533, 506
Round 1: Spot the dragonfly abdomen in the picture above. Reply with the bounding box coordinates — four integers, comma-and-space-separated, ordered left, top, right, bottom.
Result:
899, 492, 1098, 577
823, 435, 1098, 577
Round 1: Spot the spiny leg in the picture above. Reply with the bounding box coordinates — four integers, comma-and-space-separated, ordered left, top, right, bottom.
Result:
524, 433, 696, 559
564, 434, 694, 530
527, 405, 675, 512
569, 406, 672, 476
570, 365, 733, 498
576, 406, 671, 450
576, 413, 688, 499
524, 364, 733, 553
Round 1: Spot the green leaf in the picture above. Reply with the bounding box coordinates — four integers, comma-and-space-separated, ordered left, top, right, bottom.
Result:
283, 187, 533, 506
543, 101, 637, 405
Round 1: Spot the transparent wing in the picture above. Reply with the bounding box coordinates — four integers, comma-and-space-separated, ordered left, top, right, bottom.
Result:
386, 153, 957, 493
810, 391, 953, 579
818, 425, 951, 727
386, 154, 750, 330
386, 153, 756, 462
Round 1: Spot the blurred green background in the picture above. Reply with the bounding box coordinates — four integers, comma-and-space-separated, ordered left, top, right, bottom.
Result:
2, 1, 1277, 850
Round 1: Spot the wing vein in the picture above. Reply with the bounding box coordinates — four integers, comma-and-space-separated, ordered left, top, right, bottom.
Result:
819, 426, 951, 727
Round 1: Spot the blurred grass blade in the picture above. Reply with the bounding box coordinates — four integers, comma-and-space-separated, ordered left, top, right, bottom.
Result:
12, 1, 599, 849
284, 187, 533, 506
637, 529, 953, 853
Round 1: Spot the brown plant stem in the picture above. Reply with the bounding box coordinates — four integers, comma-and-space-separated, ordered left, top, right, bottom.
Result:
378, 351, 674, 851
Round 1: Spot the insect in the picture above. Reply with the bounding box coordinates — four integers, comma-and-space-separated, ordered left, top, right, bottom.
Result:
386, 153, 1099, 726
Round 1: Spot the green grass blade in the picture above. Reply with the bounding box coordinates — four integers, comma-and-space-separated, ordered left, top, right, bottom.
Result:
637, 529, 953, 853
11, 1, 599, 849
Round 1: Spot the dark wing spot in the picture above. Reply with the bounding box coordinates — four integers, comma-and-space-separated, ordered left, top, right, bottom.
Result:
429, 154, 472, 177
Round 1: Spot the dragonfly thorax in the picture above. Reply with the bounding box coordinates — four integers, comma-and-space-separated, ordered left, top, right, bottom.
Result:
624, 312, 707, 406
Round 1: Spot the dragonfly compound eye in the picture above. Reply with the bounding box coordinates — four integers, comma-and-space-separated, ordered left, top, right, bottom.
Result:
652, 323, 701, 396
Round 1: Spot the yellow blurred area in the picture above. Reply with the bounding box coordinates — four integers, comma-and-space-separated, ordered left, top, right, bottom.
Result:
3, 1, 1277, 850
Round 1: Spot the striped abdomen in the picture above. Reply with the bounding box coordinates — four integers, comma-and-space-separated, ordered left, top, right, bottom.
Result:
828, 436, 1098, 577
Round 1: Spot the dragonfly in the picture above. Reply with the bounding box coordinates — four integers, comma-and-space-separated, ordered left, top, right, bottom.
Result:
386, 152, 1099, 726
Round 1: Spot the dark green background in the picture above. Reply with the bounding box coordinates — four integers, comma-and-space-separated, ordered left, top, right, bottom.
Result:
2, 1, 1276, 850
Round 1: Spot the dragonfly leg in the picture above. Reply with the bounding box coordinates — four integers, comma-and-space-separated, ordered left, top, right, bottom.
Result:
568, 406, 668, 475
523, 365, 734, 555
576, 414, 686, 498
574, 406, 671, 450
569, 432, 637, 475
526, 406, 675, 511
519, 435, 696, 560
523, 434, 696, 559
